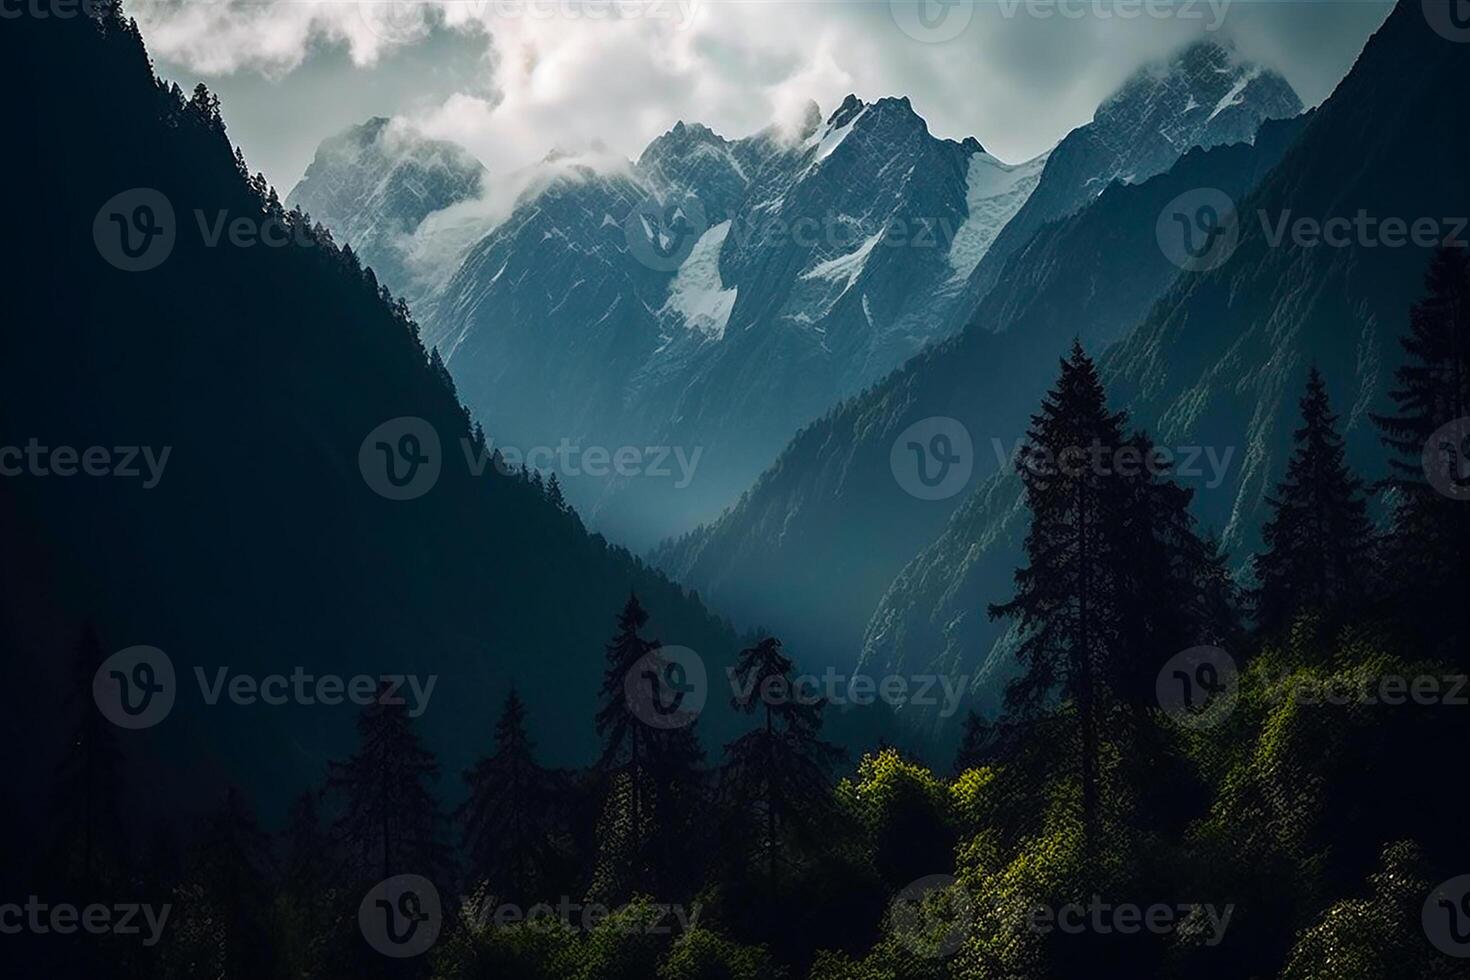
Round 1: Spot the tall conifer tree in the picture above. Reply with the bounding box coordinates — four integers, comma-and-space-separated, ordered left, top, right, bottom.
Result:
1251, 368, 1374, 634
326, 684, 449, 882
990, 343, 1127, 843
1374, 246, 1470, 660
721, 636, 843, 897
990, 343, 1222, 842
458, 689, 561, 902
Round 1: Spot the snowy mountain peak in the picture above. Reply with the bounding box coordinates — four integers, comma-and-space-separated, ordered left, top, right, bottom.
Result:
638, 120, 730, 168
953, 38, 1303, 309
286, 117, 486, 306
813, 94, 982, 157
1097, 39, 1300, 149
831, 93, 865, 122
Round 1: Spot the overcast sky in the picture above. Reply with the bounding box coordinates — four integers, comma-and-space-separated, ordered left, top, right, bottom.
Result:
137, 0, 1394, 192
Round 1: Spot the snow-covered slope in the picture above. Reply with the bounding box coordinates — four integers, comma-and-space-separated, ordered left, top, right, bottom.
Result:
946, 150, 1049, 281
954, 39, 1302, 319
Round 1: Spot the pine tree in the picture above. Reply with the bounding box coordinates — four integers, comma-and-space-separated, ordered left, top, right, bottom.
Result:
428, 346, 456, 397
643, 708, 708, 898
457, 689, 562, 903
185, 82, 221, 131
989, 342, 1128, 843
595, 594, 659, 834
593, 594, 707, 897
987, 344, 1226, 844
326, 684, 450, 883
721, 636, 843, 899
546, 473, 567, 512
166, 787, 276, 979
1107, 431, 1235, 710
1373, 246, 1470, 661
1251, 368, 1375, 635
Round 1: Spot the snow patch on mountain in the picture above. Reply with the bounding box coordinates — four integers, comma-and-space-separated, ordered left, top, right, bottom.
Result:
1208, 66, 1263, 122
805, 105, 868, 170
801, 230, 885, 295
946, 149, 1049, 282
662, 220, 737, 341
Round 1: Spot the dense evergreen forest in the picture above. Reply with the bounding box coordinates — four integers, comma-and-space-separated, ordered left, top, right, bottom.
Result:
3, 4, 1469, 979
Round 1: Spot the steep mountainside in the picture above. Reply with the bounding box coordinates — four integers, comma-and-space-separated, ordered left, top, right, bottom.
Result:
299, 42, 1292, 555
860, 0, 1460, 746
654, 111, 1305, 673
414, 96, 1040, 549
953, 40, 1302, 322
286, 116, 485, 308
0, 10, 745, 831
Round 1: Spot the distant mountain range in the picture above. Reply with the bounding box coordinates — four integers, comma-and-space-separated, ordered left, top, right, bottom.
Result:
289, 40, 1297, 551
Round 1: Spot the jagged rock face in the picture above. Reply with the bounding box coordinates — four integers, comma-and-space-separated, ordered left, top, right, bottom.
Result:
861, 0, 1466, 749
291, 42, 1299, 558
406, 95, 1045, 549
286, 117, 485, 307
954, 40, 1303, 320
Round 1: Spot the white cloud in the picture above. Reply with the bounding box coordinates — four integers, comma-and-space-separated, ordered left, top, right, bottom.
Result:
134, 0, 1391, 180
